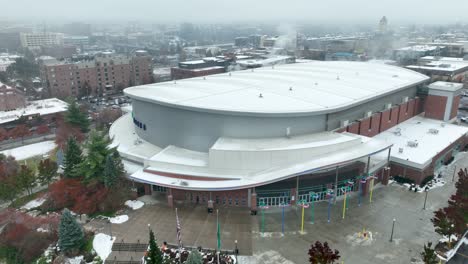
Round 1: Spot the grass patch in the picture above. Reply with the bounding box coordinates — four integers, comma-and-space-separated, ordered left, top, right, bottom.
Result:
88, 211, 116, 219
9, 189, 47, 209
0, 246, 23, 264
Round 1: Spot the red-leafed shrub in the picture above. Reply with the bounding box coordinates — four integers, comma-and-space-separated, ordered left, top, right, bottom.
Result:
36, 124, 50, 135
54, 116, 85, 149
8, 124, 30, 140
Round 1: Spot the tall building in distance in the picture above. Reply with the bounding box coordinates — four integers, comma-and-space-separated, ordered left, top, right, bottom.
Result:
40, 51, 153, 99
379, 16, 388, 33
20, 32, 64, 49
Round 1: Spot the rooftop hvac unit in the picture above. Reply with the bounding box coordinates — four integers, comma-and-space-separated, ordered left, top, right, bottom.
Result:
441, 123, 446, 127
341, 120, 349, 127
393, 128, 402, 136
398, 148, 404, 153
365, 111, 372, 118
407, 140, 419, 148
428, 128, 439, 134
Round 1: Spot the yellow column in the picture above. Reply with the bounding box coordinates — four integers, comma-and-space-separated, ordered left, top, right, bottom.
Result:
369, 178, 375, 203
301, 206, 305, 233
342, 191, 347, 219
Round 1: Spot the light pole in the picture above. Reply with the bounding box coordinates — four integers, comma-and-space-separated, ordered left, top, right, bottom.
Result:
390, 218, 396, 242
309, 192, 319, 224
326, 189, 334, 223
279, 201, 290, 235
108, 219, 113, 240
234, 240, 238, 263
423, 186, 430, 210
298, 199, 309, 233
258, 201, 269, 236
147, 223, 151, 233
342, 185, 351, 219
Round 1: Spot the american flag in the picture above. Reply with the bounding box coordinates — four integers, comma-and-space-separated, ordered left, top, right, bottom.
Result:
175, 208, 182, 248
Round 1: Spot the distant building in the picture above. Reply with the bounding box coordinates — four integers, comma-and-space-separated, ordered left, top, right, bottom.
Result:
0, 82, 25, 111
234, 37, 249, 47
41, 45, 77, 59
40, 51, 153, 99
63, 35, 90, 47
171, 58, 226, 80
406, 56, 468, 83
393, 45, 445, 64
20, 32, 64, 50
0, 32, 21, 52
379, 16, 388, 33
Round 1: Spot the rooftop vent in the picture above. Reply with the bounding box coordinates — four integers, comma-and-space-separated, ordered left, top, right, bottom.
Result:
315, 82, 318, 85
180, 181, 189, 186
428, 128, 439, 134
393, 128, 402, 136
289, 86, 293, 91
441, 123, 446, 127
392, 75, 399, 78
259, 93, 263, 98
336, 75, 340, 80
203, 76, 206, 80
173, 80, 177, 84
398, 147, 404, 153
407, 140, 418, 148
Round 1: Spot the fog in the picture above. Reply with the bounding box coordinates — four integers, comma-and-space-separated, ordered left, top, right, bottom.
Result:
1, 0, 468, 24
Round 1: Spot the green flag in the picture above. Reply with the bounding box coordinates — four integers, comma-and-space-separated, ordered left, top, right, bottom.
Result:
217, 210, 221, 250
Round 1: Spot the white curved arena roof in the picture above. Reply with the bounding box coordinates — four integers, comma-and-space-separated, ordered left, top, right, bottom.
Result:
125, 61, 429, 116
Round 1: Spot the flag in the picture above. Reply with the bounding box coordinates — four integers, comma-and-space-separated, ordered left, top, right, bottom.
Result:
217, 210, 221, 250
175, 208, 182, 248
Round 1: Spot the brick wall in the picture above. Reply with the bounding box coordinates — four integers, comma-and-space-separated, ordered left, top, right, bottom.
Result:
347, 122, 360, 134
450, 95, 461, 120
424, 95, 447, 120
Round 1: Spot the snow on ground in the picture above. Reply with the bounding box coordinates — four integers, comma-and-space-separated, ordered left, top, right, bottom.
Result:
125, 200, 144, 210
36, 227, 49, 233
397, 178, 446, 193
93, 233, 115, 261
66, 255, 84, 264
439, 237, 468, 261
0, 141, 56, 160
440, 234, 459, 243
109, 215, 129, 224
21, 197, 46, 210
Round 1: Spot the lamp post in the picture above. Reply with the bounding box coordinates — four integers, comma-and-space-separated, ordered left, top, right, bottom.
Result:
279, 201, 290, 235
108, 219, 113, 240
390, 218, 396, 242
326, 189, 334, 223
309, 192, 319, 224
258, 201, 269, 236
423, 186, 430, 210
234, 240, 238, 263
298, 199, 309, 233
341, 185, 351, 219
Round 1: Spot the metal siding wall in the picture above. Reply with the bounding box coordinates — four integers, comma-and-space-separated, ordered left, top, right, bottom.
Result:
132, 101, 327, 151
326, 86, 417, 130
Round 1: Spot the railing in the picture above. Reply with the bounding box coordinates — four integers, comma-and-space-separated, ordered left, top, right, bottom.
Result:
112, 242, 148, 252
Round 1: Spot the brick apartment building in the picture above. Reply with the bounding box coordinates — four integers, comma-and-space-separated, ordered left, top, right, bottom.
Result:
171, 58, 226, 80
0, 82, 26, 111
40, 50, 153, 99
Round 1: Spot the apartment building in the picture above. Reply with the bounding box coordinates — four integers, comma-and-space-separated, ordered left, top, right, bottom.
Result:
40, 51, 152, 99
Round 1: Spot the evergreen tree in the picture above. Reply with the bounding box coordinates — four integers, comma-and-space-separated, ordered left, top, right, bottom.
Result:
17, 165, 35, 195
145, 229, 163, 264
308, 241, 340, 264
65, 99, 90, 132
63, 137, 83, 178
38, 158, 58, 186
58, 208, 84, 255
103, 154, 118, 188
79, 130, 115, 182
421, 242, 438, 264
186, 250, 203, 264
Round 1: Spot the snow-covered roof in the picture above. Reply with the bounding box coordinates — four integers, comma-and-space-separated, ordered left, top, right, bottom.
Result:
111, 113, 392, 191
396, 45, 443, 52
373, 116, 468, 170
406, 61, 468, 73
125, 61, 429, 116
428, 81, 463, 92
0, 98, 68, 124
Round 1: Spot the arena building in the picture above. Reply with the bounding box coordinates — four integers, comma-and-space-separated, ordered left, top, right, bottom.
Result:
110, 61, 468, 212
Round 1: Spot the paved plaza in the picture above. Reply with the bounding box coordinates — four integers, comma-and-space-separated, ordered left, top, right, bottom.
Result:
88, 153, 467, 264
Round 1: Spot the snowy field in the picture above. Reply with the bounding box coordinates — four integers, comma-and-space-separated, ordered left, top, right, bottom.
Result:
0, 141, 56, 160
109, 215, 129, 224
21, 197, 46, 210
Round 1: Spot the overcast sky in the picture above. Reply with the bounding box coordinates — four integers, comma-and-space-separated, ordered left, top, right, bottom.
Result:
1, 0, 468, 24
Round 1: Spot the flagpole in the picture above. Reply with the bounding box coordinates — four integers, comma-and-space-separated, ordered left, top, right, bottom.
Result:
217, 209, 220, 264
